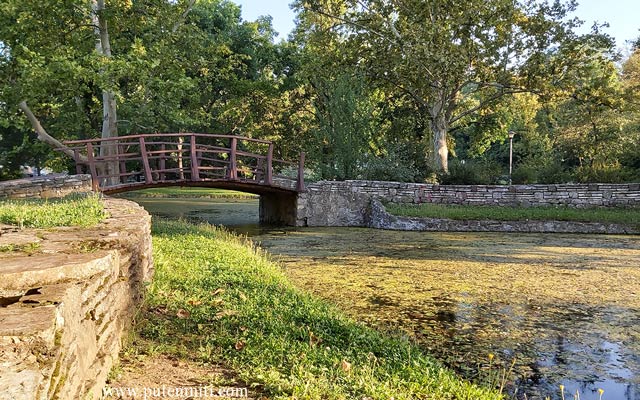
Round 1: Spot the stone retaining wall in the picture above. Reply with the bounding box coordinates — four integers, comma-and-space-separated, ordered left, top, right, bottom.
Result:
0, 175, 93, 199
367, 200, 638, 234
0, 198, 153, 399
304, 180, 640, 208
296, 180, 640, 230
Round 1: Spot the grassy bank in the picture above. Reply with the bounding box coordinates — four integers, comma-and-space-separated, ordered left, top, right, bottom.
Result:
119, 187, 257, 199
0, 194, 106, 228
386, 203, 640, 225
134, 219, 502, 399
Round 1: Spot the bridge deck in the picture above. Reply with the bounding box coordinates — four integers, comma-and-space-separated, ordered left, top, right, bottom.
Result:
64, 133, 305, 194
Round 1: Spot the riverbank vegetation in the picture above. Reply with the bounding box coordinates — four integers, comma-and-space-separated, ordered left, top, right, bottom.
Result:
130, 219, 502, 399
2, 1, 640, 184
118, 187, 257, 200
0, 194, 105, 228
385, 203, 640, 226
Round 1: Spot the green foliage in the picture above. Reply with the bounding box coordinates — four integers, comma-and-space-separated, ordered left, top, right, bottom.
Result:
386, 203, 640, 226
0, 0, 307, 178
511, 158, 572, 184
1, 0, 639, 184
295, 0, 594, 172
0, 193, 106, 228
572, 164, 639, 184
135, 219, 502, 399
0, 128, 59, 179
310, 74, 378, 180
361, 143, 426, 183
437, 160, 502, 185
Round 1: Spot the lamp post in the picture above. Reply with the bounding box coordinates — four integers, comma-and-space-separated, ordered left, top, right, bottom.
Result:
508, 130, 516, 185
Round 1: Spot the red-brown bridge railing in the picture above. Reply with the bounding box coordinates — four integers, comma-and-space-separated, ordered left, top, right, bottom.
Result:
64, 133, 305, 193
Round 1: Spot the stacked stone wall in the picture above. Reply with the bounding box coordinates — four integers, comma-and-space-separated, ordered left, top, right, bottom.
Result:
296, 180, 640, 230
0, 175, 92, 199
304, 180, 640, 208
0, 198, 153, 399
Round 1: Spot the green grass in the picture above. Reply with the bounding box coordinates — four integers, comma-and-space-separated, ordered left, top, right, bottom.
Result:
119, 187, 257, 199
385, 203, 640, 225
134, 219, 502, 399
0, 194, 106, 228
0, 242, 41, 253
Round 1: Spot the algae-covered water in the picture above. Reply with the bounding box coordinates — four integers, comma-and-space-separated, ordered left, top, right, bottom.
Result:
130, 196, 640, 400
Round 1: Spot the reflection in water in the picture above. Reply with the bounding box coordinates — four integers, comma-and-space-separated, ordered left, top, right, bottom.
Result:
127, 196, 640, 400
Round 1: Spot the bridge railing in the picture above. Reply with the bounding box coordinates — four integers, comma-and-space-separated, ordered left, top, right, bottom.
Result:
64, 133, 305, 192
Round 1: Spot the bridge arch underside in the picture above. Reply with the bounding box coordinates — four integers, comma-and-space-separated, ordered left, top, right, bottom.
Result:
103, 181, 299, 226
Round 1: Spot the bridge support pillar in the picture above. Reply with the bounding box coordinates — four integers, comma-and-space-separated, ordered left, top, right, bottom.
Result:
259, 192, 297, 226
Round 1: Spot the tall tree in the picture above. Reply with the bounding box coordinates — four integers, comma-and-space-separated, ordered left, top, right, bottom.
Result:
294, 0, 595, 173
0, 0, 302, 178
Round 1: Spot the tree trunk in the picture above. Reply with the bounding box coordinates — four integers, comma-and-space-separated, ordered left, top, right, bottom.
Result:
93, 0, 120, 185
430, 111, 449, 174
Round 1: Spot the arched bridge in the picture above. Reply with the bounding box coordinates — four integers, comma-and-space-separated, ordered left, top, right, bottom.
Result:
65, 133, 305, 225
64, 133, 305, 195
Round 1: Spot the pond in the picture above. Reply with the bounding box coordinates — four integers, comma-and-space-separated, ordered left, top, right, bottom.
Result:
129, 195, 640, 400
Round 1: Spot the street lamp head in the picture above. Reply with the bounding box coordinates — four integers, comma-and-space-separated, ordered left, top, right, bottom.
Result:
508, 130, 516, 139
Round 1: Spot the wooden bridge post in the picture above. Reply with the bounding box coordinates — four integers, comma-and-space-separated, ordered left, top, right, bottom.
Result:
297, 151, 306, 192
177, 137, 185, 180
117, 144, 127, 184
265, 143, 273, 185
159, 144, 166, 181
86, 142, 99, 191
256, 157, 264, 182
229, 137, 238, 180
189, 134, 200, 181
139, 137, 154, 184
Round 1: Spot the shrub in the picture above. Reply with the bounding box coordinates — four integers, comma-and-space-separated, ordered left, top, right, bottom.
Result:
573, 165, 639, 183
438, 159, 502, 185
360, 144, 424, 182
512, 160, 572, 184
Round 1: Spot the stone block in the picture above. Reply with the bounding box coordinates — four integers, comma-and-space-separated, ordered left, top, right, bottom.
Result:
0, 198, 152, 399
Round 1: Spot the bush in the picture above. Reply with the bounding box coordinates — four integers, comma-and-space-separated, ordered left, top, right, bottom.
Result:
438, 159, 502, 185
573, 165, 639, 183
360, 144, 424, 182
512, 160, 572, 184
510, 165, 538, 184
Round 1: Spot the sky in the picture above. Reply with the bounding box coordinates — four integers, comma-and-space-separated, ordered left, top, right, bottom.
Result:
573, 0, 639, 47
233, 0, 297, 39
233, 0, 639, 47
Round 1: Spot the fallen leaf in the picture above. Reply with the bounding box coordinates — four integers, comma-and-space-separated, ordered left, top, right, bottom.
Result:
188, 299, 202, 306
211, 288, 225, 296
211, 298, 225, 306
309, 331, 323, 347
176, 309, 190, 319
215, 310, 238, 319
341, 359, 352, 373
235, 340, 246, 351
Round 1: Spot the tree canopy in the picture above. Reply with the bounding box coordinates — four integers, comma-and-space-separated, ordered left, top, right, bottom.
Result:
0, 0, 639, 183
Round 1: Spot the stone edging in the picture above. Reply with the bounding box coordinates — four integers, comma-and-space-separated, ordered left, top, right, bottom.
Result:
0, 174, 92, 199
366, 200, 639, 234
0, 197, 153, 399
